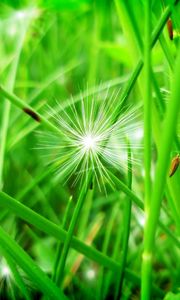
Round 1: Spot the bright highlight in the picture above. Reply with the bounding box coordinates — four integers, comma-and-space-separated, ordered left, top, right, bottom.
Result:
82, 134, 96, 151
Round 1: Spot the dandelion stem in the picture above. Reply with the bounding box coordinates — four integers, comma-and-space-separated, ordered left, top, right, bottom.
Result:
53, 195, 73, 283
54, 172, 92, 286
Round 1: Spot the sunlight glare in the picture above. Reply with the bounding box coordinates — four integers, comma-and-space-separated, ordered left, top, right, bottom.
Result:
1, 264, 11, 278
82, 134, 96, 151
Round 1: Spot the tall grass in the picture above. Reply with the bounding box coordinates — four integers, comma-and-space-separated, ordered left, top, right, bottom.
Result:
0, 1, 179, 299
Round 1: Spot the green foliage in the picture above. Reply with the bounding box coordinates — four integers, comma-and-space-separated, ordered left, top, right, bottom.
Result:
0, 0, 179, 299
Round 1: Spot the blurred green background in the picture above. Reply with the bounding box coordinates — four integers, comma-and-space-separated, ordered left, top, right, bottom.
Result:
0, 0, 180, 299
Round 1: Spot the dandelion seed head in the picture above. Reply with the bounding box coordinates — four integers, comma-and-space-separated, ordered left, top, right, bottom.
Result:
81, 134, 97, 152
36, 86, 143, 191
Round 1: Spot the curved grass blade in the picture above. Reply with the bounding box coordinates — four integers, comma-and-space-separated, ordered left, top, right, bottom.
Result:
0, 226, 67, 300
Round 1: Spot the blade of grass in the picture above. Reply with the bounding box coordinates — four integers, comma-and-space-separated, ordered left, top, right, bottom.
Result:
29, 60, 81, 102
113, 0, 178, 120
0, 172, 179, 255
0, 190, 163, 296
141, 1, 152, 298
0, 85, 60, 134
102, 207, 123, 299
108, 171, 180, 248
115, 0, 180, 233
143, 0, 152, 211
0, 246, 31, 300
2, 0, 178, 158
55, 173, 92, 286
10, 60, 81, 128
53, 195, 73, 283
115, 141, 132, 299
97, 203, 119, 299
76, 188, 94, 240
141, 47, 180, 300
0, 226, 68, 300
0, 25, 26, 189
63, 212, 104, 289
0, 185, 179, 274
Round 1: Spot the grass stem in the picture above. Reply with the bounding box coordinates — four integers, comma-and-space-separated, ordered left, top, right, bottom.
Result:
141, 47, 180, 300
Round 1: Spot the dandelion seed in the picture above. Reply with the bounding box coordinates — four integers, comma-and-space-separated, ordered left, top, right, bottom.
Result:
36, 88, 143, 191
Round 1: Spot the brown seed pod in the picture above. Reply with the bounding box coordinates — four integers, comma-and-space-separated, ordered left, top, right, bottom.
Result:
169, 154, 180, 177
23, 107, 41, 122
167, 18, 173, 40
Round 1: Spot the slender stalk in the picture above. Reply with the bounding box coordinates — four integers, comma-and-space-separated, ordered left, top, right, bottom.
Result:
53, 196, 73, 283
141, 48, 180, 300
0, 246, 31, 300
88, 2, 101, 86
0, 27, 26, 189
98, 203, 119, 299
0, 101, 11, 189
141, 1, 152, 298
0, 190, 169, 296
108, 171, 180, 248
0, 226, 67, 300
102, 216, 122, 299
143, 0, 152, 212
115, 142, 132, 299
55, 173, 92, 286
0, 85, 60, 134
76, 188, 94, 239
113, 0, 176, 122
115, 0, 180, 240
0, 172, 179, 252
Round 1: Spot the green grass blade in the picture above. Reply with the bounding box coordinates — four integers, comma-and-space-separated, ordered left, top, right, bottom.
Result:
55, 174, 91, 286
0, 226, 68, 300
0, 246, 31, 300
141, 47, 180, 300
0, 190, 164, 296
143, 0, 152, 211
0, 85, 60, 134
53, 195, 73, 283
114, 142, 132, 299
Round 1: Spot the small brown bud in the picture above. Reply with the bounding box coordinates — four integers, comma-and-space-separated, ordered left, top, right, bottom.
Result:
169, 154, 180, 177
23, 108, 41, 122
167, 18, 173, 40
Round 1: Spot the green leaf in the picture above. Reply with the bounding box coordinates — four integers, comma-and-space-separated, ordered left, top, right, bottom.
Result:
0, 226, 68, 300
